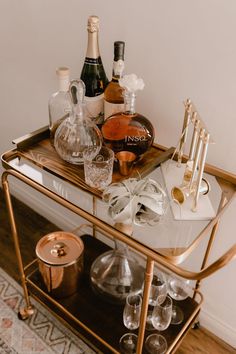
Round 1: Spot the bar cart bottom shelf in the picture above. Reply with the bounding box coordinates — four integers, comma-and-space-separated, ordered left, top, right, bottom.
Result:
25, 235, 201, 354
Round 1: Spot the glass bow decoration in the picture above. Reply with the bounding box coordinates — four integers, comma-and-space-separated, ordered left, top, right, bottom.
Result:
102, 177, 167, 226
119, 73, 145, 92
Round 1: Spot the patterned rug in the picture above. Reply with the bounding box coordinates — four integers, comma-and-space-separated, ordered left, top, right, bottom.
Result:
0, 268, 97, 354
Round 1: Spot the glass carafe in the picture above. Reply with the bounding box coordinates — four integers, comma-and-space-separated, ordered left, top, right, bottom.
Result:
54, 79, 102, 164
90, 224, 144, 305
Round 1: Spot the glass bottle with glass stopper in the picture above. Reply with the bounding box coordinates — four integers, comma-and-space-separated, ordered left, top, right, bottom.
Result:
54, 79, 102, 164
80, 15, 108, 127
48, 67, 72, 146
90, 223, 144, 305
101, 74, 155, 158
104, 41, 125, 120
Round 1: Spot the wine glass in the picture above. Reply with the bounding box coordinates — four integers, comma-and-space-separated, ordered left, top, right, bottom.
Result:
145, 295, 173, 354
119, 293, 142, 353
145, 271, 167, 330
167, 274, 191, 325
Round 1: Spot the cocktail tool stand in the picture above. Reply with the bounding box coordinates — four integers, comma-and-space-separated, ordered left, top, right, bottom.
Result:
162, 99, 215, 217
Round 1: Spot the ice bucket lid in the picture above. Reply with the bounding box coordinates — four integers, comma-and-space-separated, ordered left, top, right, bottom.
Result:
36, 231, 84, 266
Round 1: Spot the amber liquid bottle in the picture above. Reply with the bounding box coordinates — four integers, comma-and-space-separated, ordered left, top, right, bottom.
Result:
80, 16, 108, 126
104, 41, 125, 120
102, 90, 155, 157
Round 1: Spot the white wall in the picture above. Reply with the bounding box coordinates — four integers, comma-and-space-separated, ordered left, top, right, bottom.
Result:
0, 0, 236, 347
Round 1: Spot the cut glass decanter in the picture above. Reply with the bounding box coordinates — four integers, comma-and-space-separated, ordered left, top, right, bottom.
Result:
54, 79, 102, 164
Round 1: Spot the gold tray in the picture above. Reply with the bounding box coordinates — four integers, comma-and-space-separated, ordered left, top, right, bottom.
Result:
2, 126, 175, 197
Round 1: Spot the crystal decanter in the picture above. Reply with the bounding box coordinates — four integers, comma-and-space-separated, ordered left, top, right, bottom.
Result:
54, 79, 102, 164
90, 224, 144, 305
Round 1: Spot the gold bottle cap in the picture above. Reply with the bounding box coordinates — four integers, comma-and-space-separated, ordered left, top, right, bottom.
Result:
87, 15, 99, 32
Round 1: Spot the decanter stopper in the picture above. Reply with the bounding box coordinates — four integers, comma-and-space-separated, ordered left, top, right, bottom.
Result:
119, 73, 145, 93
119, 74, 145, 114
70, 79, 84, 104
54, 79, 102, 165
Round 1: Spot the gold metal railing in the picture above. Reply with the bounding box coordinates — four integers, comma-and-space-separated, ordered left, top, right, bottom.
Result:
2, 168, 236, 281
1, 161, 236, 353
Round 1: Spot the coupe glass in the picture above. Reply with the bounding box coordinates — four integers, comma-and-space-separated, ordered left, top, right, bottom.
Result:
167, 274, 191, 325
119, 293, 142, 353
145, 295, 173, 354
145, 272, 167, 330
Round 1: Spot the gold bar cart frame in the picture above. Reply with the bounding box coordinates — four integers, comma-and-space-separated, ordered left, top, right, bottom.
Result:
1, 127, 236, 353
1, 166, 236, 353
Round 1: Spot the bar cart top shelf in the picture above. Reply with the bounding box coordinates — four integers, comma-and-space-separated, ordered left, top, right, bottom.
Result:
1, 126, 236, 266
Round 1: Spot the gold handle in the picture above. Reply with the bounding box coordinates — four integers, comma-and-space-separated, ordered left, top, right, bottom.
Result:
51, 242, 67, 257
195, 243, 236, 280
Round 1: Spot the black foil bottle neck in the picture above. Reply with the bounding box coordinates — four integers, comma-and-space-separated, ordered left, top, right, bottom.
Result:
114, 41, 125, 61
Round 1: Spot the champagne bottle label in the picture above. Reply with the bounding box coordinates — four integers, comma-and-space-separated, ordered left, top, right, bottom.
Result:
104, 100, 124, 120
84, 94, 104, 124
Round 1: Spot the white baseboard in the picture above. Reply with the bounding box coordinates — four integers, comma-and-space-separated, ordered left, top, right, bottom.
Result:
199, 308, 236, 348
7, 180, 236, 349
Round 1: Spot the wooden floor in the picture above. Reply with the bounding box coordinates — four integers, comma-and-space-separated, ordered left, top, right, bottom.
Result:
0, 189, 235, 354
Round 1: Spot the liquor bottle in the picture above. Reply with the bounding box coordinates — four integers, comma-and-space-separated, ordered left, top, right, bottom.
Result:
101, 74, 155, 158
48, 67, 71, 145
104, 41, 125, 120
80, 15, 108, 127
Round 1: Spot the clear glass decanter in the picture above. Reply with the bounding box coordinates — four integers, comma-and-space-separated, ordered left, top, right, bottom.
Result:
54, 79, 102, 164
101, 74, 155, 158
48, 67, 72, 146
90, 224, 144, 305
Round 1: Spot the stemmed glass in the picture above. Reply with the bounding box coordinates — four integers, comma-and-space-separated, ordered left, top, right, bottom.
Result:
146, 272, 167, 330
145, 295, 173, 354
167, 274, 191, 325
119, 293, 142, 353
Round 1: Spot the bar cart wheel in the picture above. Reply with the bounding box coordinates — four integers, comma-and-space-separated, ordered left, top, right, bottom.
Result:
193, 320, 200, 330
18, 306, 34, 320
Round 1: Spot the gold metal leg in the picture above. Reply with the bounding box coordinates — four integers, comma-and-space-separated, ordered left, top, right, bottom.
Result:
193, 222, 219, 300
136, 258, 154, 354
193, 194, 227, 300
92, 196, 96, 238
2, 174, 34, 319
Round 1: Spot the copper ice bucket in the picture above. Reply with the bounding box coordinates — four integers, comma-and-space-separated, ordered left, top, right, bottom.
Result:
36, 231, 84, 298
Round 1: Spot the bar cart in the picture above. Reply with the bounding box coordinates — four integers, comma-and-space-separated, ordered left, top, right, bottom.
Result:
1, 126, 236, 353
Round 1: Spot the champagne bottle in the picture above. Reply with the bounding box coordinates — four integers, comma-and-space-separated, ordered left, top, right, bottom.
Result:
48, 67, 71, 145
104, 41, 125, 120
80, 15, 108, 126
